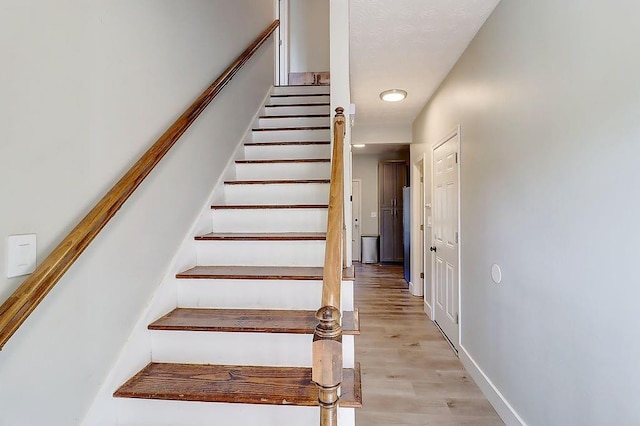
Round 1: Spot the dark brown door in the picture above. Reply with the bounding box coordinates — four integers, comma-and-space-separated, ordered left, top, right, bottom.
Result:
379, 161, 407, 263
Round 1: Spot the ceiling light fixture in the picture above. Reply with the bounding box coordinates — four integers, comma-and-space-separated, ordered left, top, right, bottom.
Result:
380, 89, 407, 102
353, 144, 366, 148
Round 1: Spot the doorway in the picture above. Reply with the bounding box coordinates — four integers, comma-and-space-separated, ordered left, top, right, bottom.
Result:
274, 0, 289, 86
431, 127, 460, 351
352, 179, 362, 262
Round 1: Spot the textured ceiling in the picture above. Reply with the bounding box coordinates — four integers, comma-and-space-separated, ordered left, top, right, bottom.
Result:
350, 0, 500, 127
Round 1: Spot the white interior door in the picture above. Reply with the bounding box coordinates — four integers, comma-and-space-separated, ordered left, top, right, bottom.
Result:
351, 179, 361, 262
432, 134, 459, 349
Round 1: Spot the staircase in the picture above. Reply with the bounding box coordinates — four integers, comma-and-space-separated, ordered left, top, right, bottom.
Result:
105, 85, 361, 425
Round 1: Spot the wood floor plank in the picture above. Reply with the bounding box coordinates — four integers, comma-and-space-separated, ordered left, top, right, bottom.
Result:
149, 308, 360, 335
354, 264, 503, 425
114, 363, 362, 408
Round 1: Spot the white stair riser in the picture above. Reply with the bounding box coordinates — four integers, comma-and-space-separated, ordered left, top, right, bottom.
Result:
263, 105, 331, 116
258, 116, 329, 128
235, 162, 330, 180
268, 95, 329, 105
177, 279, 355, 311
114, 399, 355, 426
150, 332, 355, 368
212, 209, 328, 233
196, 240, 326, 267
243, 144, 331, 160
272, 86, 330, 95
223, 183, 329, 204
251, 129, 330, 143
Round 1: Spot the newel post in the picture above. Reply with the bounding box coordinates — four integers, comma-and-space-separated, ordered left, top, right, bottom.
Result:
312, 306, 343, 426
313, 107, 346, 425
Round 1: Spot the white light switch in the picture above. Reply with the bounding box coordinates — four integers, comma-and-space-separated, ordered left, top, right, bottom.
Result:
370, 212, 377, 218
7, 234, 37, 278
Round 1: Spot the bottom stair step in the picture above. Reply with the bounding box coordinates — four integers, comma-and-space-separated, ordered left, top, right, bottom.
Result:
114, 363, 362, 408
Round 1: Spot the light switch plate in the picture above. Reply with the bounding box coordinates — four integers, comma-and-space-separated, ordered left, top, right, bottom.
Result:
7, 234, 37, 278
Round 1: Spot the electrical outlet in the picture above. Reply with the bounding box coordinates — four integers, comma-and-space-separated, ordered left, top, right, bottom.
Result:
7, 234, 37, 278
370, 212, 377, 218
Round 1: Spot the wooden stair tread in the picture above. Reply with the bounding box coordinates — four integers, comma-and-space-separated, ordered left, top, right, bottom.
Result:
270, 93, 328, 98
265, 103, 330, 107
176, 265, 355, 281
149, 308, 360, 335
224, 179, 330, 185
211, 204, 328, 210
195, 232, 326, 241
244, 141, 330, 146
235, 158, 330, 164
252, 126, 330, 132
114, 363, 362, 408
259, 114, 330, 119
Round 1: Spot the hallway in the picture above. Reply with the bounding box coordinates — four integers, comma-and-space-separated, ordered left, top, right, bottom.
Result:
355, 264, 503, 425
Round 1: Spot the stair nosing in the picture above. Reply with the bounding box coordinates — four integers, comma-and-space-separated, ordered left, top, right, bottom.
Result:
259, 114, 330, 119
264, 103, 330, 108
224, 179, 330, 185
252, 126, 330, 132
270, 93, 329, 98
148, 308, 360, 335
235, 158, 330, 164
194, 232, 326, 241
211, 204, 328, 210
244, 141, 330, 146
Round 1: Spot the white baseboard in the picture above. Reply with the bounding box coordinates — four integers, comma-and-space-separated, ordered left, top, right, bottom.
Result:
459, 345, 527, 426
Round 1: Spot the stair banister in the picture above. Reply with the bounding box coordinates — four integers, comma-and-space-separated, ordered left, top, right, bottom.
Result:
313, 107, 346, 426
0, 19, 279, 351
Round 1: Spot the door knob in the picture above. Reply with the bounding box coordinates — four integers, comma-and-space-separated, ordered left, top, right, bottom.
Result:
430, 246, 437, 252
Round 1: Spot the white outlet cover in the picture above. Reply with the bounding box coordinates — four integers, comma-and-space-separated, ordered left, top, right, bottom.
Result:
371, 211, 377, 218
7, 234, 37, 278
491, 264, 502, 284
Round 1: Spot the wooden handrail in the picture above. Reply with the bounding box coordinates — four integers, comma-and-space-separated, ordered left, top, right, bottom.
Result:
313, 107, 346, 426
0, 19, 279, 351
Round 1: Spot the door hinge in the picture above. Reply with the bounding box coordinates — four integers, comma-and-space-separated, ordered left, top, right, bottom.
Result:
420, 272, 424, 279
350, 195, 353, 202
420, 177, 424, 183
455, 313, 459, 325
420, 224, 424, 231
455, 152, 458, 164
455, 232, 458, 244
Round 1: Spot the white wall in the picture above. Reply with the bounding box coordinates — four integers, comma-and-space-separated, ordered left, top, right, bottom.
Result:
352, 123, 412, 145
412, 1, 640, 424
289, 0, 330, 73
0, 1, 274, 424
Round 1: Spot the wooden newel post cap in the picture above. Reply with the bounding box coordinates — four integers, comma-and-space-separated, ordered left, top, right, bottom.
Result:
335, 107, 345, 117
312, 305, 343, 386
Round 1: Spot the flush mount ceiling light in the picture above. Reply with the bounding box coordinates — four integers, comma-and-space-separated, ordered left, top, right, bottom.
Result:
353, 144, 366, 148
379, 89, 407, 102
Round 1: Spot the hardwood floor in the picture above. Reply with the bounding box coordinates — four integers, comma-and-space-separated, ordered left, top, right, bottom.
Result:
355, 263, 504, 426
